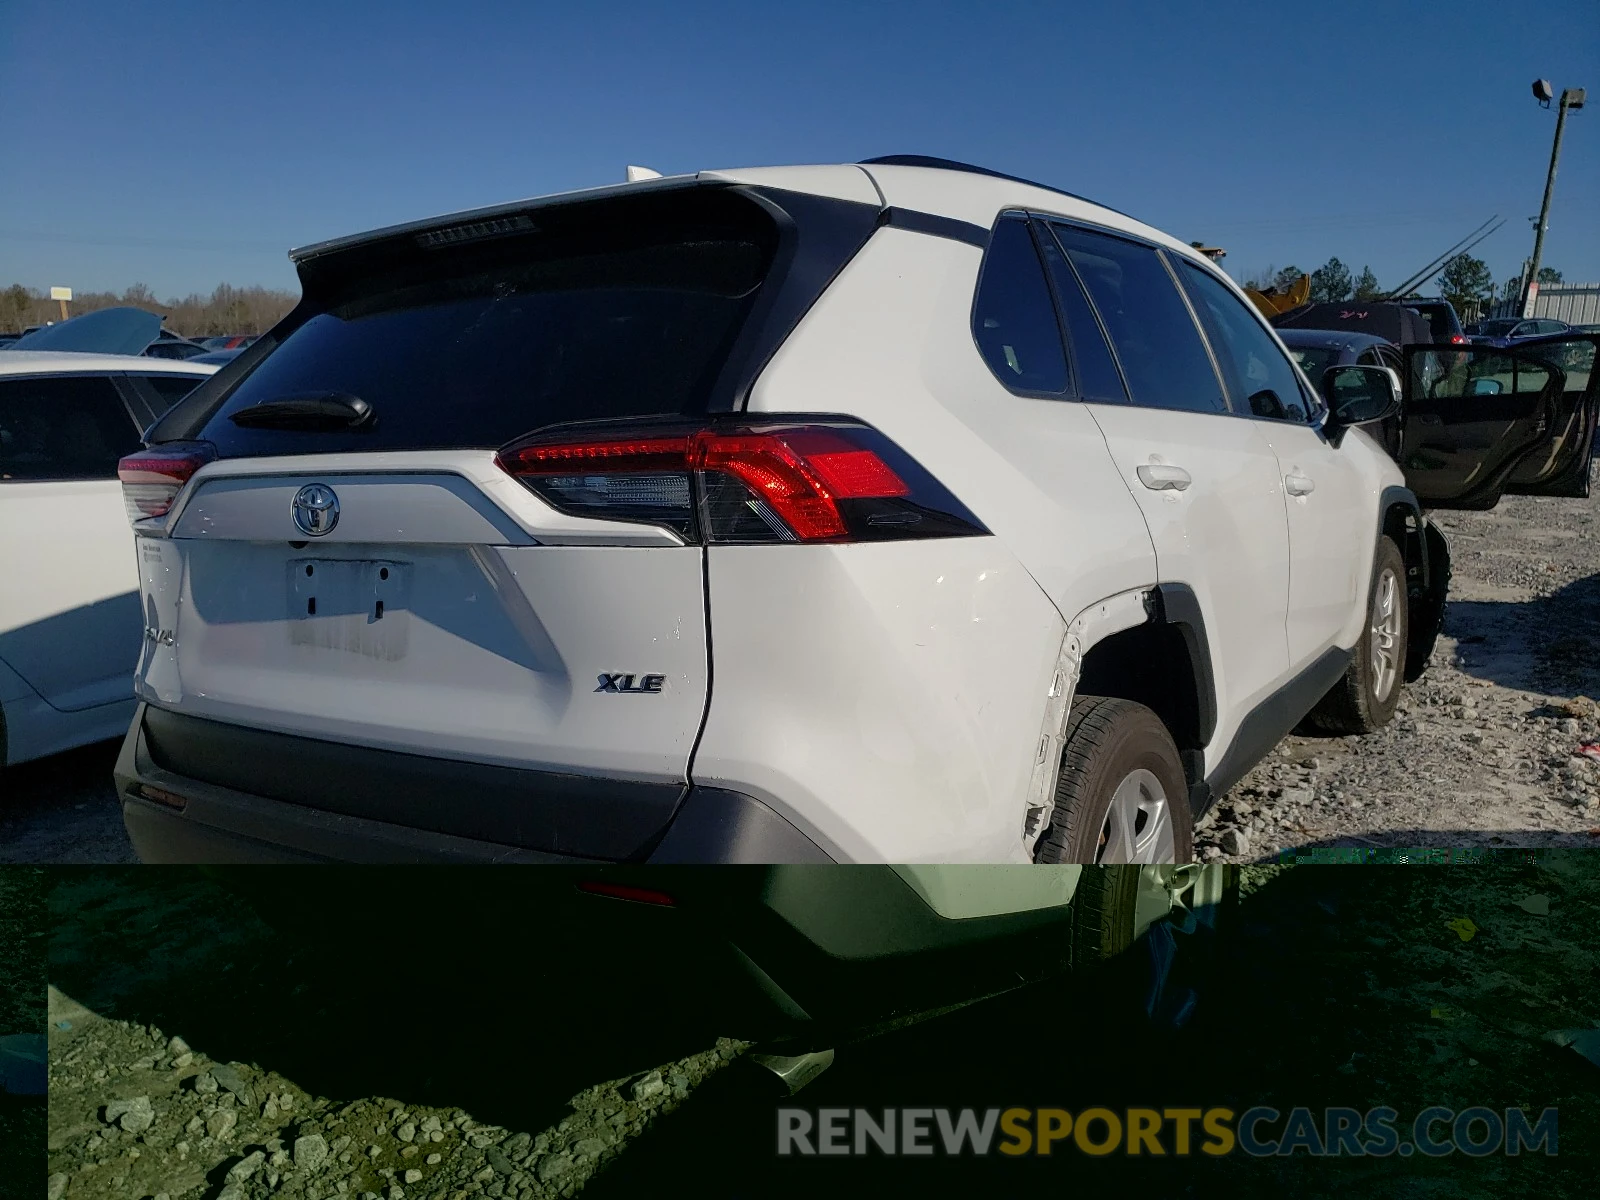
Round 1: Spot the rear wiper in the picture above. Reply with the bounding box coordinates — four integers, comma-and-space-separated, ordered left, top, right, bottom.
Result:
229, 392, 375, 431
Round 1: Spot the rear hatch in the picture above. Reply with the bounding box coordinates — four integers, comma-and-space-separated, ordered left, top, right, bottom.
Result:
122, 181, 882, 856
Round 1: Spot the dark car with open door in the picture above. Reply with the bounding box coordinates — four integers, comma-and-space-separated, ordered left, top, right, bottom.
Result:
1396, 333, 1597, 509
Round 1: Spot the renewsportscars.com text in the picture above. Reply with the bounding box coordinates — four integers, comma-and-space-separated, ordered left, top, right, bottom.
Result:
776, 1106, 1558, 1158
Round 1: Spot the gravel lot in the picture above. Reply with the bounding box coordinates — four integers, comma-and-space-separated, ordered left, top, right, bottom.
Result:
43, 862, 1600, 1198
2, 460, 1596, 866
1197, 463, 1600, 862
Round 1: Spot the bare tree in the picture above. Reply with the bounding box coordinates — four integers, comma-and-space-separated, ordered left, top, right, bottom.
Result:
1, 281, 300, 336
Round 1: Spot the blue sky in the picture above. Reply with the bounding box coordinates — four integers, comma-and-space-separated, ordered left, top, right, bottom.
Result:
2, 0, 1596, 299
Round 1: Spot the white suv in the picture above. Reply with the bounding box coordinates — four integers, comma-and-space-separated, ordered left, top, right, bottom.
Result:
112, 157, 1598, 864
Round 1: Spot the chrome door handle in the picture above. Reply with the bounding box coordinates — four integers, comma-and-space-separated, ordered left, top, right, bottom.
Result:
1136, 464, 1192, 491
1285, 472, 1316, 496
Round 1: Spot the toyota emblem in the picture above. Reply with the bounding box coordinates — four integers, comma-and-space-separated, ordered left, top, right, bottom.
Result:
291, 484, 340, 537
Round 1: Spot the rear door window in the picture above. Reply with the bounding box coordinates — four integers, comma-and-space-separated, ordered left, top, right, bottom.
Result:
970, 217, 1069, 395
199, 188, 783, 456
0, 375, 140, 481
1175, 259, 1311, 421
1049, 224, 1227, 414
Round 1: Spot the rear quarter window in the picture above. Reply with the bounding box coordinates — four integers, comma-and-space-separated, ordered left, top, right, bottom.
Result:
970, 217, 1068, 395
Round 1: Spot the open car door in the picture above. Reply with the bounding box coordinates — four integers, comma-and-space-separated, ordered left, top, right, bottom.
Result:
1399, 334, 1597, 508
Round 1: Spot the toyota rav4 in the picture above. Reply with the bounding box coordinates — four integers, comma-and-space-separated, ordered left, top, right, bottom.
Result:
113, 156, 1599, 865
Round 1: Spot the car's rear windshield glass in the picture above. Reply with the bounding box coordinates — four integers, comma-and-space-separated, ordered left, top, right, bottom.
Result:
1407, 303, 1456, 339
200, 188, 779, 456
1286, 345, 1340, 380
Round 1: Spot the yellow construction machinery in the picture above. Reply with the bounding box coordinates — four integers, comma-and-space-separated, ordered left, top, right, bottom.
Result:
1245, 273, 1311, 319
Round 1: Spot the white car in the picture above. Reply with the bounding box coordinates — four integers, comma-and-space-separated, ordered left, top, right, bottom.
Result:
112, 157, 1597, 864
0, 348, 215, 768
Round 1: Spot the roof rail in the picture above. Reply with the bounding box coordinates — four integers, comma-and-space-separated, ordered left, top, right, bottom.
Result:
858, 155, 1128, 218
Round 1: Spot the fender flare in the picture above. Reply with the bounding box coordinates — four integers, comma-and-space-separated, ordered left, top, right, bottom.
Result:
1143, 582, 1218, 750
1377, 484, 1450, 681
1377, 484, 1428, 592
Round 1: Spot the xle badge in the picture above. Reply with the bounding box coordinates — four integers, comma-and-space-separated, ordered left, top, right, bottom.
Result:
596, 673, 666, 694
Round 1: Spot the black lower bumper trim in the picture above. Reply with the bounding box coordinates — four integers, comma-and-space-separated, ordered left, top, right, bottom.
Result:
139, 705, 684, 860
645, 787, 835, 863
121, 705, 836, 864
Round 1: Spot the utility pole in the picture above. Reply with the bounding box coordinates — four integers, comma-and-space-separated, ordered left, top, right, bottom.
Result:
1522, 81, 1586, 316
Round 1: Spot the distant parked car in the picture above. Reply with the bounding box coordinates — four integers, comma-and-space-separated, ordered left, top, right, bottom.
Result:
7, 309, 209, 360
1275, 328, 1402, 379
143, 339, 211, 361
1, 345, 216, 769
188, 348, 245, 366
1270, 300, 1432, 348
1464, 317, 1575, 347
199, 335, 258, 351
1397, 298, 1469, 345
1276, 329, 1403, 456
0, 334, 21, 349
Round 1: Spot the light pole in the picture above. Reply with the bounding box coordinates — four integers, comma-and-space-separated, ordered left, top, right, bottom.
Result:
1521, 80, 1585, 316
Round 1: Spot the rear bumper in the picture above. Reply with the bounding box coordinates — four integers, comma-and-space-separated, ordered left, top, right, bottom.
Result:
116, 703, 834, 864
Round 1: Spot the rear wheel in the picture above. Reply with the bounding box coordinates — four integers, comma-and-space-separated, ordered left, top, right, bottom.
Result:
1306, 536, 1408, 734
1034, 695, 1193, 865
1068, 865, 1237, 1033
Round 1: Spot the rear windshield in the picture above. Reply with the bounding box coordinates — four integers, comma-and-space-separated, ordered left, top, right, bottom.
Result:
1286, 345, 1340, 381
199, 188, 780, 456
1407, 302, 1458, 339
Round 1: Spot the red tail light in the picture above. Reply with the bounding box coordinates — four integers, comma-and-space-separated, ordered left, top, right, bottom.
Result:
117, 442, 215, 523
496, 417, 985, 544
1450, 334, 1469, 344
576, 880, 677, 906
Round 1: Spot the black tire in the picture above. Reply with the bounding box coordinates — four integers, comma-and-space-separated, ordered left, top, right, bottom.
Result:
1034, 695, 1193, 864
1306, 536, 1409, 735
1069, 865, 1238, 1034
1065, 863, 1142, 967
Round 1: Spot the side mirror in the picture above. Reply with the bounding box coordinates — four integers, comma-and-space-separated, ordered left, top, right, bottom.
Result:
1469, 377, 1504, 395
1323, 365, 1401, 430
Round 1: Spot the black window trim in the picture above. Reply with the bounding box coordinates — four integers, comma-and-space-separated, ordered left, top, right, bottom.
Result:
1029, 215, 1132, 406
881, 207, 990, 249
120, 371, 210, 428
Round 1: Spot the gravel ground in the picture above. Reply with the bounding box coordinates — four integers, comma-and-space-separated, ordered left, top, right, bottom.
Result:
1, 867, 46, 1200
44, 868, 753, 1200
0, 742, 136, 865
43, 862, 1600, 1198
2, 463, 1596, 867
1198, 465, 1600, 861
